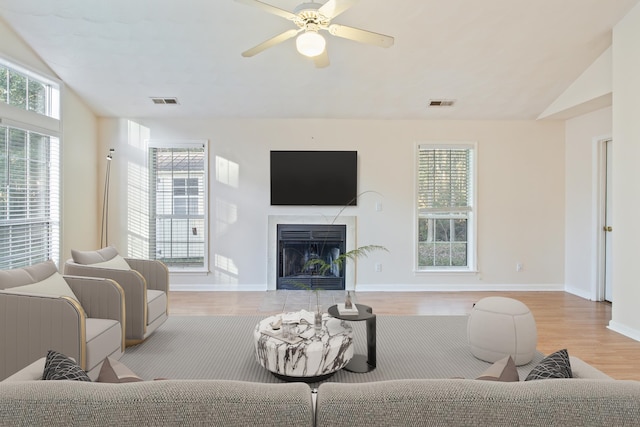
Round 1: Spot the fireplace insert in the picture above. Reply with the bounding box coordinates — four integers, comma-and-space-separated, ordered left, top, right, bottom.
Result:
277, 224, 346, 290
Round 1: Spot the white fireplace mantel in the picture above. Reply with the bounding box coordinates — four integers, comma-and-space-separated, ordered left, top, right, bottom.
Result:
267, 215, 357, 291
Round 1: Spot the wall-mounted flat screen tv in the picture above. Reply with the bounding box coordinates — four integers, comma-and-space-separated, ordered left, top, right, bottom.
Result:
270, 150, 358, 206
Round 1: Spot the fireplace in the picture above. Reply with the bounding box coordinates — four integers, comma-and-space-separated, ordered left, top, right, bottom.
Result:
267, 215, 356, 290
277, 224, 346, 290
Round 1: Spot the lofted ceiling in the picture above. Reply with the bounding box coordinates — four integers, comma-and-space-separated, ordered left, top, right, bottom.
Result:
0, 0, 638, 120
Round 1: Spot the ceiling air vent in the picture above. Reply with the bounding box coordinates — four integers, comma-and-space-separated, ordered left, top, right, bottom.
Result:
151, 97, 179, 105
428, 99, 456, 108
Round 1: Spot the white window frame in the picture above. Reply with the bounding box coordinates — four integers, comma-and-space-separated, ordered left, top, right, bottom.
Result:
0, 57, 61, 120
148, 140, 208, 273
414, 142, 477, 273
0, 56, 61, 269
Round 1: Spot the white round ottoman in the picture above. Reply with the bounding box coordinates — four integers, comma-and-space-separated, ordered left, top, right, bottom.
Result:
467, 296, 537, 366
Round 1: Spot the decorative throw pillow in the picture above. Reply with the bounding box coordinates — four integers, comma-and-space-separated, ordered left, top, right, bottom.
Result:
7, 271, 80, 302
476, 355, 519, 382
42, 350, 91, 382
525, 349, 573, 381
96, 357, 143, 383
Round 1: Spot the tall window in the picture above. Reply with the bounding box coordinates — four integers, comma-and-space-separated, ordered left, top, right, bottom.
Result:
149, 142, 207, 270
0, 60, 60, 270
416, 143, 475, 271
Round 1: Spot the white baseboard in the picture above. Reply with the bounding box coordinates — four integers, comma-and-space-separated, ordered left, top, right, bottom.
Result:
170, 283, 565, 292
356, 283, 565, 292
564, 286, 593, 300
607, 321, 640, 342
170, 284, 267, 292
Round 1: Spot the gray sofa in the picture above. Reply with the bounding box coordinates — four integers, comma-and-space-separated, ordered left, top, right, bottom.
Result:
1, 357, 640, 426
315, 378, 640, 426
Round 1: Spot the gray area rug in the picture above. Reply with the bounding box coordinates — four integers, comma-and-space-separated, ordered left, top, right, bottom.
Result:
121, 315, 545, 384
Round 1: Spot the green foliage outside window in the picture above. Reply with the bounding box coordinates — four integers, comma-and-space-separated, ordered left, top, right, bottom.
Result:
0, 64, 49, 115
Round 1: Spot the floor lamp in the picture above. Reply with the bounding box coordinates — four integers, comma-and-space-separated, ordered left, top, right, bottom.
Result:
101, 148, 115, 248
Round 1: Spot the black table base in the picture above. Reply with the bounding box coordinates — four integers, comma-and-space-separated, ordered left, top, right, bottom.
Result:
327, 303, 376, 373
271, 371, 335, 383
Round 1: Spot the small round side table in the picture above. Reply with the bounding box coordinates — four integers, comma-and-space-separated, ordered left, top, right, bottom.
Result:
327, 303, 376, 373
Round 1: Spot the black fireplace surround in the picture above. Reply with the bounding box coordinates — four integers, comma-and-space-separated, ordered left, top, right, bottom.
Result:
277, 224, 346, 290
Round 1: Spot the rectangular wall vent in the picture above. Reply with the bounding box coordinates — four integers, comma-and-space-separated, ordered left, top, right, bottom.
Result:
151, 97, 179, 105
428, 99, 456, 107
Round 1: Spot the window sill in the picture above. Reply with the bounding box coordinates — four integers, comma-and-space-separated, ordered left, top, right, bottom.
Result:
167, 268, 210, 275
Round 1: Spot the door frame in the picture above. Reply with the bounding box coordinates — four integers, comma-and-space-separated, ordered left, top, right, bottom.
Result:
592, 136, 612, 301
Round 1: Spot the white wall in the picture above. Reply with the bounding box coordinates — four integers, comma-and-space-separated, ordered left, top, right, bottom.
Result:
99, 118, 566, 291
0, 18, 100, 266
564, 107, 612, 299
610, 2, 640, 340
61, 89, 100, 262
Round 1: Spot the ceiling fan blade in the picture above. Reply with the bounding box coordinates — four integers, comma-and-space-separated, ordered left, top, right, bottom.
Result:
234, 0, 298, 21
318, 0, 358, 19
241, 29, 301, 57
313, 49, 330, 68
328, 24, 394, 48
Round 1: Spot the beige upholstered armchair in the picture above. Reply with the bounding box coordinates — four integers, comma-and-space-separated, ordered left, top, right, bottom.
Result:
64, 246, 169, 346
0, 260, 125, 381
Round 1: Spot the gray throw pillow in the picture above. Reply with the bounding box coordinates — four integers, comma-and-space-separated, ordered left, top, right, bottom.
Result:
525, 349, 572, 381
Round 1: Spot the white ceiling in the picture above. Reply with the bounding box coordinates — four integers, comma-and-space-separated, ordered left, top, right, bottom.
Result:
0, 0, 638, 120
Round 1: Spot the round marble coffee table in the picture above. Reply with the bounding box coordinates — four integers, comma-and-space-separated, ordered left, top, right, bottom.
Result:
254, 312, 354, 382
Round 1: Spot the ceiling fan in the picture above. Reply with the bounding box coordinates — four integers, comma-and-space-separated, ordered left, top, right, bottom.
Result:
235, 0, 394, 68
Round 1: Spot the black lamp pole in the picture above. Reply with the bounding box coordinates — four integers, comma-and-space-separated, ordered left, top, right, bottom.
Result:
101, 148, 115, 248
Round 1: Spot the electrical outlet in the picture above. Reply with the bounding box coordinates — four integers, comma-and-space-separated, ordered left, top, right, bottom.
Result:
375, 263, 382, 272
516, 262, 523, 272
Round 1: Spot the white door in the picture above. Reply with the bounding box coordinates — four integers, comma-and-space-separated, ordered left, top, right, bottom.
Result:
604, 140, 613, 302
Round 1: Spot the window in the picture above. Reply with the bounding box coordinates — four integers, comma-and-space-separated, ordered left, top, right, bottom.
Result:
149, 142, 207, 270
0, 126, 60, 270
0, 60, 60, 270
0, 60, 60, 119
416, 143, 475, 271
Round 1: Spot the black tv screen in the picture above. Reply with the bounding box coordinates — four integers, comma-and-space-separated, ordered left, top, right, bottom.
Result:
270, 151, 358, 206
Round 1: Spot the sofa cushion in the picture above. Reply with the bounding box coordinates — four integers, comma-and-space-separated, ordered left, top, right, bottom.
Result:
6, 271, 79, 302
89, 255, 132, 270
97, 357, 143, 383
42, 350, 91, 382
147, 290, 167, 324
0, 260, 60, 290
525, 349, 573, 381
476, 355, 519, 382
85, 318, 122, 372
72, 246, 119, 264
71, 246, 132, 271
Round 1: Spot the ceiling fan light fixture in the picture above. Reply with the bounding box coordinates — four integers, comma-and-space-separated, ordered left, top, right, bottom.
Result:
296, 30, 326, 57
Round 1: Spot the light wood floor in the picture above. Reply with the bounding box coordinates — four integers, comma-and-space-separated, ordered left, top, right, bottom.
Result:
169, 290, 640, 381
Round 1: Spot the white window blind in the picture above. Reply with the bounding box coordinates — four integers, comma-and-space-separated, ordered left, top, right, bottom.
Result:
417, 144, 475, 270
149, 143, 207, 270
0, 125, 60, 269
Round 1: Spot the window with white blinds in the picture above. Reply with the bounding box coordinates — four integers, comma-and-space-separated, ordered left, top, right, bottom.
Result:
416, 143, 475, 270
149, 142, 207, 270
0, 60, 60, 270
0, 125, 60, 270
